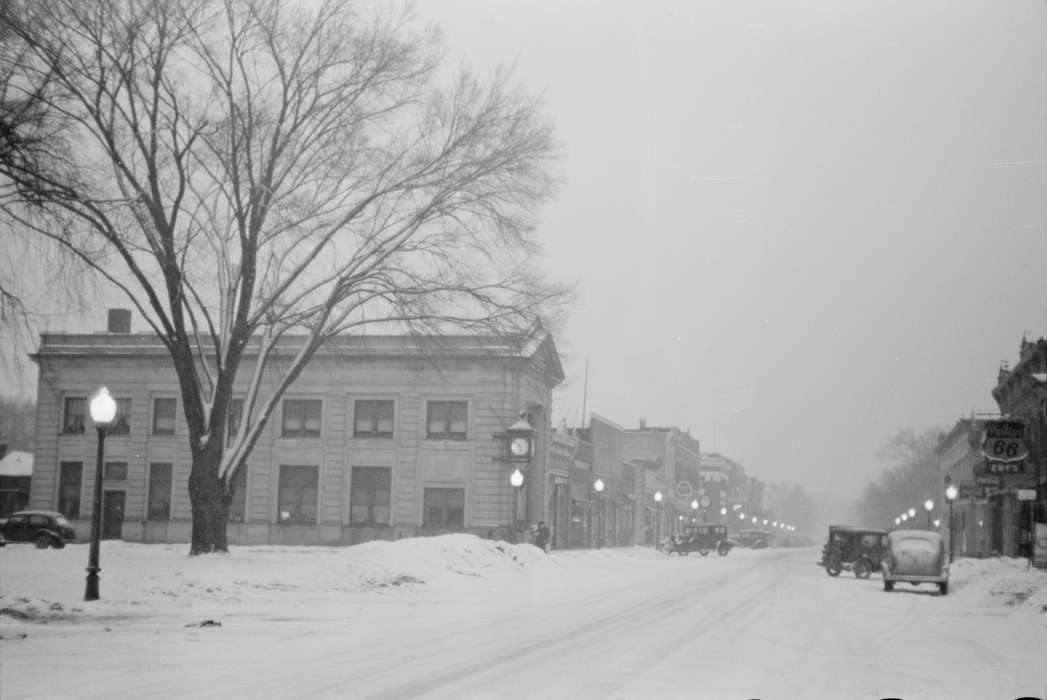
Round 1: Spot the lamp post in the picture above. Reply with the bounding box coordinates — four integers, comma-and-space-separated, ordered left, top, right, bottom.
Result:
653, 491, 663, 549
907, 507, 916, 520
594, 478, 605, 548
85, 386, 116, 601
691, 499, 699, 524
924, 499, 934, 530
946, 484, 958, 563
509, 468, 524, 543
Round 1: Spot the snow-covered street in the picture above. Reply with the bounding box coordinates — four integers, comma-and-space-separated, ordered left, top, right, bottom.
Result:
2, 536, 1045, 700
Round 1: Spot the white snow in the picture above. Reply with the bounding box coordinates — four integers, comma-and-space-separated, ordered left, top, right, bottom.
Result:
2, 537, 1045, 699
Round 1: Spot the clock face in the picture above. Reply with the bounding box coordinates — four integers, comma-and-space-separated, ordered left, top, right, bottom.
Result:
510, 437, 530, 457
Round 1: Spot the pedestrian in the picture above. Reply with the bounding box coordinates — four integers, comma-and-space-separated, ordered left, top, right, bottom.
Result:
535, 521, 550, 552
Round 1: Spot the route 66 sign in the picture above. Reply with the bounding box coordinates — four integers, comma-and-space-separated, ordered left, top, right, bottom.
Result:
981, 420, 1029, 462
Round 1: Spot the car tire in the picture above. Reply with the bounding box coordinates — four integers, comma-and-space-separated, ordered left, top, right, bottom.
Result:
34, 533, 52, 549
825, 550, 842, 576
883, 580, 894, 592
938, 582, 948, 596
853, 559, 871, 579
699, 550, 710, 556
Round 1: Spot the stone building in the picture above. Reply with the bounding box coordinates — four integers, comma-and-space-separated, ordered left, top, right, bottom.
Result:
991, 335, 1046, 562
28, 325, 564, 546
936, 417, 992, 557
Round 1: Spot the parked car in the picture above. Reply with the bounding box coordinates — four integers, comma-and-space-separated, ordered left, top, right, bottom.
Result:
881, 529, 949, 595
663, 524, 733, 556
734, 528, 770, 549
818, 525, 888, 578
0, 510, 77, 549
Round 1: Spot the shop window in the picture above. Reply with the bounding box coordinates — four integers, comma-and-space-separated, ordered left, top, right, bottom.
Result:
423, 487, 464, 528
278, 465, 318, 523
350, 466, 391, 525
58, 462, 82, 518
147, 463, 172, 521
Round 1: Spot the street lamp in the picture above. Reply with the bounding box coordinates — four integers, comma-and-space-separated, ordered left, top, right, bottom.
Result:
85, 386, 116, 601
653, 490, 663, 548
509, 468, 524, 542
901, 513, 908, 523
907, 507, 916, 519
945, 484, 958, 563
594, 478, 605, 548
690, 499, 699, 523
894, 517, 901, 526
924, 499, 934, 530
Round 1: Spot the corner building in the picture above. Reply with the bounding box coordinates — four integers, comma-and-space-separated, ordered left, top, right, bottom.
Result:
29, 328, 564, 546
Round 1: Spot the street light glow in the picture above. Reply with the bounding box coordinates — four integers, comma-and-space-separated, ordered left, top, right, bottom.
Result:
89, 386, 117, 424
924, 499, 933, 512
945, 485, 958, 501
908, 508, 916, 518
509, 468, 524, 487
654, 490, 662, 503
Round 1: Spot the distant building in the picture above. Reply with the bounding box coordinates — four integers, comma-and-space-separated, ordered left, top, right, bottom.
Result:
936, 417, 991, 557
28, 324, 564, 545
991, 335, 1046, 562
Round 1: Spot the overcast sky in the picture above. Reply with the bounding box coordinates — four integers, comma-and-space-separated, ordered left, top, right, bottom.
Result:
2, 0, 1044, 504
420, 0, 1047, 499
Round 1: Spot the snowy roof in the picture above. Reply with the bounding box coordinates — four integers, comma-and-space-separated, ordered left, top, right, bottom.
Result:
0, 450, 33, 477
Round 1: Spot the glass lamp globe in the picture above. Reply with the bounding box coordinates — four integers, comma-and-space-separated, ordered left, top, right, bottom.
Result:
90, 386, 117, 424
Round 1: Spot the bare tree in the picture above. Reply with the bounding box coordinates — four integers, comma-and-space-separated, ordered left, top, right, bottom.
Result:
854, 427, 943, 528
0, 0, 569, 554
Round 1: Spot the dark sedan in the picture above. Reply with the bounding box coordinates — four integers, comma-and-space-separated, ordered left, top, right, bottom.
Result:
0, 510, 77, 549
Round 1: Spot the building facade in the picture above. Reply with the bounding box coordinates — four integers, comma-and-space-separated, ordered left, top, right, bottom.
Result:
937, 417, 992, 558
991, 336, 1046, 563
29, 327, 564, 546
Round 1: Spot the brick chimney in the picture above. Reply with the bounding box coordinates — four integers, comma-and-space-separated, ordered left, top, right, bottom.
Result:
107, 308, 131, 333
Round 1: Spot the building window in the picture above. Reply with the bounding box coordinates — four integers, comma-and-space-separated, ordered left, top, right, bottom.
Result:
278, 465, 318, 523
227, 398, 244, 443
58, 462, 82, 518
281, 399, 322, 438
147, 463, 172, 521
153, 398, 176, 435
104, 462, 128, 480
228, 465, 247, 522
110, 398, 131, 435
423, 487, 464, 528
350, 466, 391, 525
63, 397, 86, 434
426, 401, 467, 440
353, 400, 394, 438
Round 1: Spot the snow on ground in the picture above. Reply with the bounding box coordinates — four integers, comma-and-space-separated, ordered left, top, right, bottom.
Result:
2, 536, 1046, 699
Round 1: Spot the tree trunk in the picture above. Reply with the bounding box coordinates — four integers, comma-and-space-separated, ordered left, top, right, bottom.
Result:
188, 441, 230, 555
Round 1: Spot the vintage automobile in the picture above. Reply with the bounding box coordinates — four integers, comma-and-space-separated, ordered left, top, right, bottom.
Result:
663, 524, 733, 556
818, 525, 888, 578
881, 529, 949, 595
735, 528, 770, 549
0, 510, 77, 549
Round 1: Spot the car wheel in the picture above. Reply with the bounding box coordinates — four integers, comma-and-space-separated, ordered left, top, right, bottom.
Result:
34, 533, 52, 549
699, 549, 710, 556
938, 582, 948, 596
853, 559, 871, 579
883, 580, 894, 592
